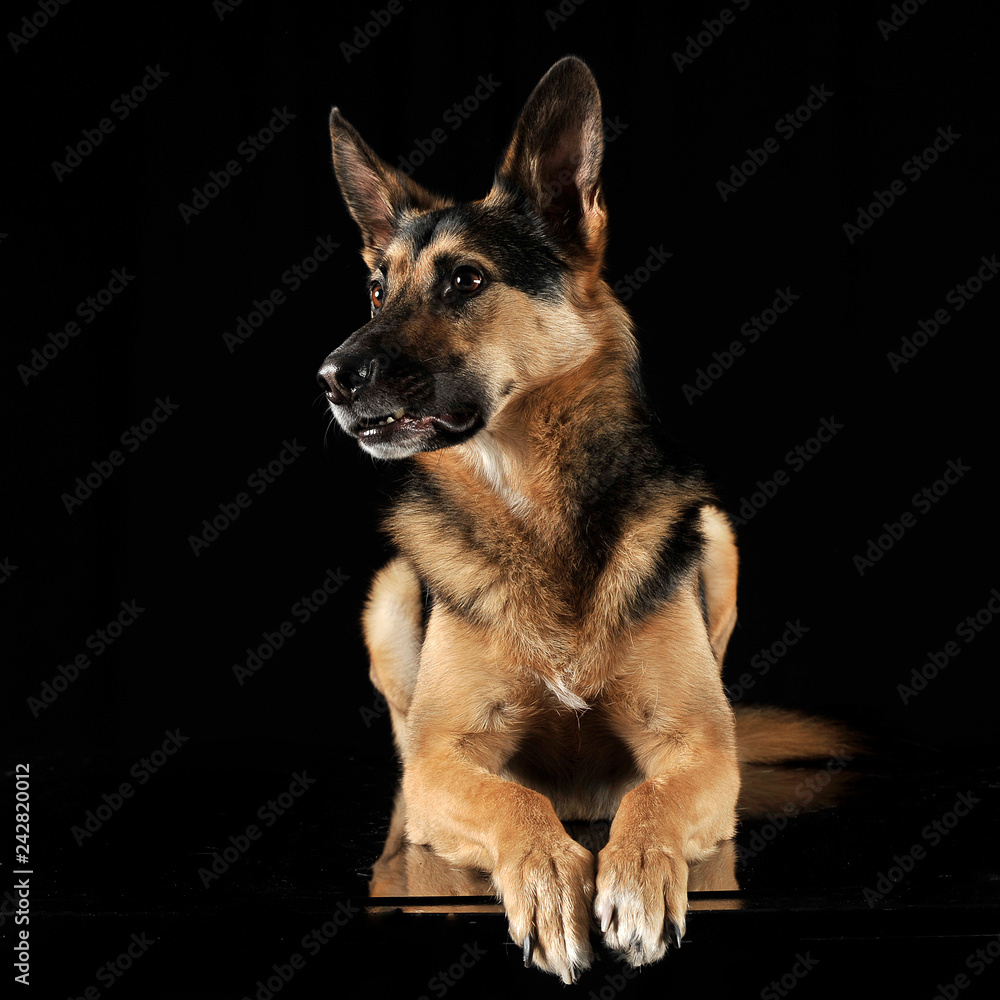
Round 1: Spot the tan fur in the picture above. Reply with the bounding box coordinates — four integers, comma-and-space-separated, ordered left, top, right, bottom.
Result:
364, 541, 741, 975
734, 704, 860, 765
700, 506, 740, 660
327, 57, 858, 983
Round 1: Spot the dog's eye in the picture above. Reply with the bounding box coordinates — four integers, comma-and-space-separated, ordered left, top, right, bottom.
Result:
451, 267, 483, 295
370, 281, 385, 310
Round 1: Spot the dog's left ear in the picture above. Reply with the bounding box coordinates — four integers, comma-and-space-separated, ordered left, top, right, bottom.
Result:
329, 108, 449, 262
492, 56, 605, 257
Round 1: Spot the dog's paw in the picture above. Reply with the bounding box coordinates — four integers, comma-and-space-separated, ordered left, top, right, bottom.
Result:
594, 840, 687, 966
495, 838, 596, 983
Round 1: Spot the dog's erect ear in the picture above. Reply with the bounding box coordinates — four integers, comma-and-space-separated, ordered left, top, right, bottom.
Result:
493, 56, 605, 255
329, 108, 449, 258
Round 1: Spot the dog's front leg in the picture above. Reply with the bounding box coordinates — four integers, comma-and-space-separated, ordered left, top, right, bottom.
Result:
404, 748, 596, 981
595, 600, 740, 966
594, 745, 739, 964
401, 609, 595, 983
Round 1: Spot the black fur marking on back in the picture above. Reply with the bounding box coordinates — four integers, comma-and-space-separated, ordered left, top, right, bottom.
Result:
633, 501, 706, 622
399, 429, 711, 635
569, 426, 712, 628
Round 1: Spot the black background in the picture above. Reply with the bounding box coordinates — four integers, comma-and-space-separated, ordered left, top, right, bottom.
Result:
6, 0, 999, 997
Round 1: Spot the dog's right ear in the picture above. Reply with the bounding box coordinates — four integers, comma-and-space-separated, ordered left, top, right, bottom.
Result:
329, 108, 449, 261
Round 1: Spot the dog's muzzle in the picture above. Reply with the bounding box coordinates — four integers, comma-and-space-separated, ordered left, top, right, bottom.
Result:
317, 349, 483, 459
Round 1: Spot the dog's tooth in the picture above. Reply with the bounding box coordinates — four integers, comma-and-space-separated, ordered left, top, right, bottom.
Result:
392, 408, 405, 419
385, 416, 395, 424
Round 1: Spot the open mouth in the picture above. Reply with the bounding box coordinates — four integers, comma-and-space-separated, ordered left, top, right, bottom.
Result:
355, 408, 481, 443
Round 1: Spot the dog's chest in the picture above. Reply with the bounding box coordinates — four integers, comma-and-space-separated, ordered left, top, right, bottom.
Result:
502, 700, 641, 820
391, 477, 665, 697
541, 670, 592, 711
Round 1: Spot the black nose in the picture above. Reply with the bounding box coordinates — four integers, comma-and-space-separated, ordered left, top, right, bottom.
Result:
317, 353, 382, 405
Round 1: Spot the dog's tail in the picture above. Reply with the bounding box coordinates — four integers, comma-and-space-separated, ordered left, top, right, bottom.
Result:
733, 704, 867, 818
733, 704, 861, 764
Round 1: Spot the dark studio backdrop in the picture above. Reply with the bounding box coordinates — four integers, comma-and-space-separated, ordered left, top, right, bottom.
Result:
6, 0, 999, 996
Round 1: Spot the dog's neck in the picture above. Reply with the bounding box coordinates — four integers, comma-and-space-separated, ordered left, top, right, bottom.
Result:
391, 337, 702, 689
413, 344, 650, 534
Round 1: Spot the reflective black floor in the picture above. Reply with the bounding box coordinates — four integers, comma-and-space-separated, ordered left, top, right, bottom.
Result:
25, 736, 1000, 998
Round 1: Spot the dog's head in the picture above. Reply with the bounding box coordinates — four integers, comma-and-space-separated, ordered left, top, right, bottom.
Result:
318, 56, 620, 460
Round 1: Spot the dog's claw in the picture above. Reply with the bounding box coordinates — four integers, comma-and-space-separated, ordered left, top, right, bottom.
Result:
599, 901, 614, 934
523, 934, 534, 968
669, 921, 683, 950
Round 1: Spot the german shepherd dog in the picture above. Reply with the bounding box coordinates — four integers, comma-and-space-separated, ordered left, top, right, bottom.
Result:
318, 57, 852, 982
